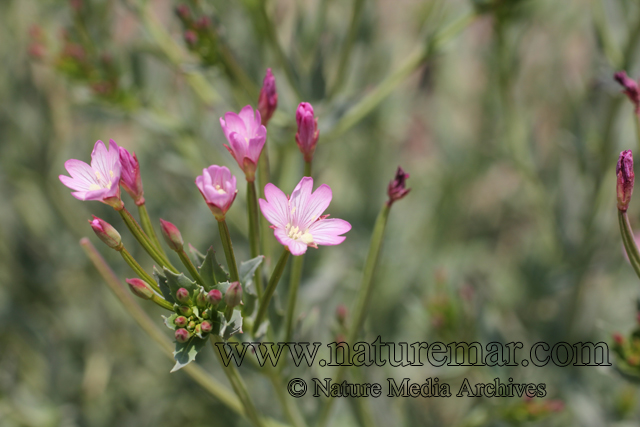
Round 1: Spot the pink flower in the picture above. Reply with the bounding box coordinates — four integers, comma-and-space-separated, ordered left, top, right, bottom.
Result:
259, 177, 351, 256
258, 69, 278, 126
195, 165, 238, 220
220, 105, 266, 181
387, 166, 411, 205
59, 139, 123, 210
118, 146, 144, 205
295, 102, 319, 162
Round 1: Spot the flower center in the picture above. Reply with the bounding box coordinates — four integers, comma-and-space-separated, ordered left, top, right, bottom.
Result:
214, 184, 227, 194
90, 169, 114, 191
285, 223, 314, 245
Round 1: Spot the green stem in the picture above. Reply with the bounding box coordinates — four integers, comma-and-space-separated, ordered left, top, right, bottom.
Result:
266, 368, 308, 427
248, 180, 264, 298
284, 255, 303, 342
253, 249, 291, 335
177, 249, 206, 287
210, 337, 266, 427
304, 160, 312, 178
119, 247, 160, 293
316, 203, 390, 427
619, 210, 640, 279
258, 140, 272, 267
118, 208, 178, 273
327, 0, 365, 98
218, 219, 240, 282
138, 203, 167, 257
151, 294, 175, 311
635, 112, 640, 153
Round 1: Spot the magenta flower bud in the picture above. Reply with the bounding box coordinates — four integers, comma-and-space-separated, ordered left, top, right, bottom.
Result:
195, 165, 238, 220
176, 288, 190, 304
159, 219, 184, 251
126, 278, 154, 300
118, 146, 145, 205
175, 316, 188, 328
208, 289, 222, 306
195, 16, 211, 30
224, 281, 243, 308
336, 304, 348, 326
614, 71, 640, 114
89, 216, 122, 250
258, 69, 278, 126
613, 332, 625, 346
175, 328, 190, 343
387, 166, 411, 206
184, 30, 198, 46
295, 102, 319, 162
220, 105, 266, 182
617, 150, 635, 212
175, 4, 190, 20
200, 320, 213, 334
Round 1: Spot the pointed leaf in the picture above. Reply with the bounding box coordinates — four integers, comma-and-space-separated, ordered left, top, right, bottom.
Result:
188, 243, 206, 265
154, 267, 175, 304
221, 309, 243, 341
171, 336, 208, 372
163, 313, 178, 330
164, 268, 198, 300
239, 255, 264, 288
198, 247, 218, 291
212, 254, 230, 283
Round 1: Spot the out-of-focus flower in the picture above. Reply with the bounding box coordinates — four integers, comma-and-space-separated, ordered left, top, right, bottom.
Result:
259, 177, 351, 256
195, 165, 238, 220
159, 219, 184, 251
387, 166, 411, 206
225, 281, 243, 308
118, 146, 144, 205
175, 4, 190, 20
615, 71, 640, 113
184, 30, 198, 46
295, 102, 319, 162
59, 140, 123, 209
126, 278, 154, 300
220, 105, 266, 181
258, 69, 278, 126
617, 150, 634, 212
89, 216, 122, 249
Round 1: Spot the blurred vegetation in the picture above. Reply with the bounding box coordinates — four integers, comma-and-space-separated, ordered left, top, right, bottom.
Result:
3, 0, 640, 426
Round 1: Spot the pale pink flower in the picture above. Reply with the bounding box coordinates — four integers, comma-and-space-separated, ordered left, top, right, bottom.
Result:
259, 177, 351, 256
118, 146, 144, 205
220, 105, 266, 181
195, 165, 238, 220
258, 69, 278, 126
59, 139, 123, 210
295, 102, 319, 162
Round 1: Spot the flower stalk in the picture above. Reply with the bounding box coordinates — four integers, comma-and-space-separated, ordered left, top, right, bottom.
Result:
218, 219, 240, 282
253, 248, 290, 335
138, 203, 166, 257
247, 180, 264, 298
119, 247, 160, 292
619, 210, 640, 279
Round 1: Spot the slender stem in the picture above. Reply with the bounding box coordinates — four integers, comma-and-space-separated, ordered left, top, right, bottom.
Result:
118, 208, 178, 273
79, 238, 244, 416
327, 0, 365, 98
218, 219, 240, 282
210, 337, 266, 427
619, 210, 640, 279
304, 161, 312, 178
258, 140, 272, 267
137, 203, 167, 257
177, 249, 206, 287
253, 249, 291, 335
247, 180, 264, 298
635, 112, 640, 153
266, 368, 308, 427
151, 294, 175, 311
284, 255, 304, 342
317, 203, 390, 427
119, 247, 160, 293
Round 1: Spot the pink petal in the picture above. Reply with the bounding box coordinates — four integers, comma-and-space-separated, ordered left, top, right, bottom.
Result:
222, 112, 246, 139
62, 159, 97, 190
274, 228, 308, 255
292, 179, 332, 229
308, 218, 351, 245
260, 183, 289, 227
238, 105, 258, 133
247, 136, 265, 164
228, 133, 249, 163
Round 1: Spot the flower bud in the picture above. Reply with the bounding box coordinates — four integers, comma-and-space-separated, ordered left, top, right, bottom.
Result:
89, 216, 123, 250
224, 281, 242, 308
336, 304, 347, 326
200, 320, 213, 334
614, 71, 640, 113
178, 305, 193, 316
613, 332, 625, 346
184, 30, 198, 46
159, 219, 184, 251
387, 166, 411, 206
188, 320, 196, 331
176, 287, 190, 304
175, 4, 190, 20
258, 69, 278, 126
196, 291, 208, 308
208, 289, 222, 306
175, 316, 188, 328
118, 147, 144, 205
175, 328, 190, 343
617, 150, 634, 212
295, 102, 319, 162
126, 278, 154, 300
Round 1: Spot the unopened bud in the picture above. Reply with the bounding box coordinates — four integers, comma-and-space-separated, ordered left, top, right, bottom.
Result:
224, 281, 242, 308
387, 166, 411, 206
617, 150, 634, 211
258, 68, 278, 126
126, 278, 154, 300
188, 320, 196, 330
195, 16, 211, 30
175, 4, 190, 20
159, 219, 184, 251
175, 328, 190, 343
613, 332, 625, 346
201, 320, 213, 334
336, 304, 347, 326
184, 30, 198, 46
614, 71, 640, 113
196, 291, 208, 308
89, 216, 122, 250
208, 289, 222, 306
176, 288, 190, 304
295, 102, 319, 162
178, 305, 193, 316
175, 316, 188, 328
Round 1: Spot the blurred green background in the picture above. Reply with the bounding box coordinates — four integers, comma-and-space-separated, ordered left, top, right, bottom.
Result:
3, 0, 640, 425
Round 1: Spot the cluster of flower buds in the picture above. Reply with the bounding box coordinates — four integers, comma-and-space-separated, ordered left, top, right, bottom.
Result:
175, 4, 218, 65
612, 312, 640, 375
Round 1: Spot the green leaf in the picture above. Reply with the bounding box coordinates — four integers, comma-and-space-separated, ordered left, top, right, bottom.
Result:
154, 267, 175, 304
163, 313, 178, 330
239, 255, 264, 287
213, 255, 230, 284
221, 309, 243, 341
171, 336, 208, 372
188, 243, 206, 265
198, 247, 218, 291
164, 268, 198, 300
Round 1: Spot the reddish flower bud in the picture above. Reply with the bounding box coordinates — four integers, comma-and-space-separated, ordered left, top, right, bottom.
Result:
387, 166, 411, 206
208, 289, 222, 306
336, 304, 347, 326
295, 102, 319, 162
126, 278, 154, 300
258, 69, 278, 126
175, 4, 190, 20
118, 147, 144, 205
89, 216, 122, 250
200, 320, 213, 334
159, 219, 184, 251
224, 281, 242, 308
176, 287, 190, 304
613, 332, 625, 346
195, 16, 211, 30
184, 30, 198, 46
175, 328, 190, 343
617, 150, 634, 212
175, 316, 188, 328
615, 71, 640, 114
